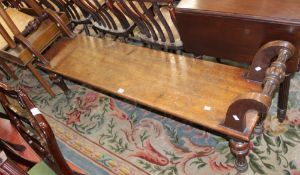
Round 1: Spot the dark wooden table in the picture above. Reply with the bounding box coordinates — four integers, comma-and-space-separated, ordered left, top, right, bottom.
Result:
175, 0, 300, 73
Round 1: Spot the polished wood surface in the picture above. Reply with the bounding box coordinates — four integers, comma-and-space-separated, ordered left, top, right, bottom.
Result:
175, 0, 300, 73
0, 118, 40, 163
176, 0, 300, 21
42, 34, 261, 141
0, 83, 74, 175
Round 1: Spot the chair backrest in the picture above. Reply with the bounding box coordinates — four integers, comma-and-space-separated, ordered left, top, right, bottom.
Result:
0, 82, 74, 175
72, 0, 134, 36
37, 0, 91, 33
115, 0, 182, 49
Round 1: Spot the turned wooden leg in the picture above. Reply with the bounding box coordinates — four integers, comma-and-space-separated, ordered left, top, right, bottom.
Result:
253, 113, 266, 135
27, 63, 55, 97
277, 74, 291, 123
229, 139, 249, 173
49, 73, 71, 98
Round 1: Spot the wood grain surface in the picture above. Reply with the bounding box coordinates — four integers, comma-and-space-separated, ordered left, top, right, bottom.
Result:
43, 35, 262, 141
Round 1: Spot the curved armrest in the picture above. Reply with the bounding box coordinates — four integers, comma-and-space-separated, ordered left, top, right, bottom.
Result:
223, 42, 295, 132
246, 40, 295, 82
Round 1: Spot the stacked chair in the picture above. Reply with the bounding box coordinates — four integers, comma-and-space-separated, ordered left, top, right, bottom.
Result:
0, 82, 77, 174
0, 0, 74, 97
37, 0, 92, 35
71, 0, 137, 39
115, 0, 182, 50
71, 0, 182, 49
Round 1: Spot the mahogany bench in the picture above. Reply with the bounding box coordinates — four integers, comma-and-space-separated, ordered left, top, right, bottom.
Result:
37, 33, 297, 172
1, 1, 298, 172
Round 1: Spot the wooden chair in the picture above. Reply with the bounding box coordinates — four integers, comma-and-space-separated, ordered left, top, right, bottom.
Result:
0, 0, 74, 97
0, 7, 30, 80
0, 82, 75, 175
36, 0, 92, 35
1, 0, 89, 34
116, 0, 182, 50
71, 0, 136, 38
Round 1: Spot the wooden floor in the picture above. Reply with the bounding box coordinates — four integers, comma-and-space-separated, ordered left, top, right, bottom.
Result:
44, 35, 262, 141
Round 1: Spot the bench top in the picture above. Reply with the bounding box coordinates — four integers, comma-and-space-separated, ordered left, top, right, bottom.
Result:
44, 35, 262, 141
176, 0, 300, 24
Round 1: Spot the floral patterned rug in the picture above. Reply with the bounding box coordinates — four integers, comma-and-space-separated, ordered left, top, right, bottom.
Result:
1, 58, 300, 175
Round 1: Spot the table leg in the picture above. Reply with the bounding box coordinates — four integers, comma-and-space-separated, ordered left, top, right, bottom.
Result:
277, 74, 291, 122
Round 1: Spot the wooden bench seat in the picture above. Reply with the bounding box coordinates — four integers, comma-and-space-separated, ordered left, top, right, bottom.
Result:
43, 35, 261, 140
38, 33, 296, 172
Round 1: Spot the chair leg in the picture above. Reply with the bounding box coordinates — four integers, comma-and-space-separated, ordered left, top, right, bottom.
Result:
83, 24, 90, 36
229, 139, 249, 173
27, 63, 55, 97
0, 60, 18, 80
49, 73, 71, 98
277, 74, 291, 122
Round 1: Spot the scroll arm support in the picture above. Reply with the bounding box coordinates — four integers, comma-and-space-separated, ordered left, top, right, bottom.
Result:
246, 40, 295, 82
223, 93, 271, 132
224, 44, 295, 133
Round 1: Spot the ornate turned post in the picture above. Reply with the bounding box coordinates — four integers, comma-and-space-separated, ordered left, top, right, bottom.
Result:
229, 139, 249, 172
277, 74, 291, 122
254, 48, 292, 131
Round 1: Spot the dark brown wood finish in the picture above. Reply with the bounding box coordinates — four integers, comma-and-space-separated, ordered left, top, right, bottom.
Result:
223, 42, 294, 132
116, 0, 182, 50
278, 74, 291, 122
72, 0, 136, 38
175, 0, 300, 73
0, 154, 29, 175
38, 0, 93, 35
0, 82, 74, 175
229, 139, 249, 172
175, 0, 300, 123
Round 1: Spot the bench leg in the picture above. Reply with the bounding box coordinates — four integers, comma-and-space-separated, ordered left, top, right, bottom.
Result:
253, 113, 266, 135
27, 63, 55, 97
277, 74, 291, 123
49, 73, 71, 98
229, 139, 249, 173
